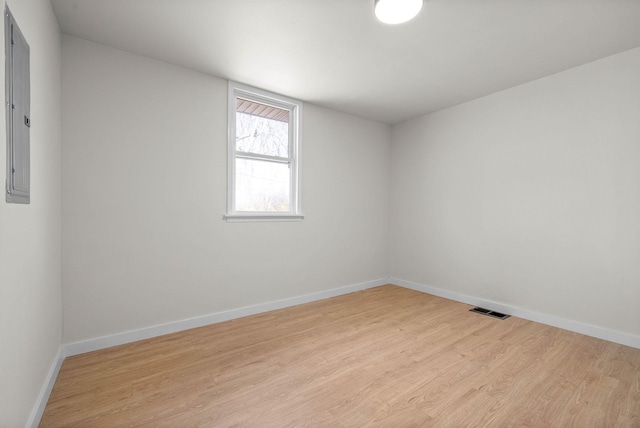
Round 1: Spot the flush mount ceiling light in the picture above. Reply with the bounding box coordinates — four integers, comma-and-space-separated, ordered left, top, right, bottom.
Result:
374, 0, 423, 24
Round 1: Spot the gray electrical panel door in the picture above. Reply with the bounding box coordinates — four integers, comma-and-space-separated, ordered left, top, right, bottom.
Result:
5, 7, 30, 204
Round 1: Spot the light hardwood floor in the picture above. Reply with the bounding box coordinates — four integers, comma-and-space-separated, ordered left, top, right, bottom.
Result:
41, 285, 640, 427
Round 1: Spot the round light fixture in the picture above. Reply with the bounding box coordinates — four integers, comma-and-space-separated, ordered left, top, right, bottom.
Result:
374, 0, 423, 24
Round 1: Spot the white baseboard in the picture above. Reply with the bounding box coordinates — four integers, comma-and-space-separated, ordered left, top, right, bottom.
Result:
27, 346, 65, 428
391, 277, 640, 349
63, 278, 389, 357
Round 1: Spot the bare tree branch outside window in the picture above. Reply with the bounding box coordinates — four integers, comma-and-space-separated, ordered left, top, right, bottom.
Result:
235, 110, 290, 211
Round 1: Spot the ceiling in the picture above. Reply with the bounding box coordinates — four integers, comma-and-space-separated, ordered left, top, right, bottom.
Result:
50, 0, 640, 125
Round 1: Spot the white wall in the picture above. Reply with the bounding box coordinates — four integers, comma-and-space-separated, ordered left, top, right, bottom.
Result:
390, 47, 640, 339
0, 0, 62, 426
61, 36, 390, 344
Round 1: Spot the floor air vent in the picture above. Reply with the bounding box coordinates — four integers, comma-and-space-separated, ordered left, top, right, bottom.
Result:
470, 307, 510, 320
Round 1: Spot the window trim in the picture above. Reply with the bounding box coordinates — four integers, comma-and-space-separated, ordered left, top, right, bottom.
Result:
225, 81, 303, 222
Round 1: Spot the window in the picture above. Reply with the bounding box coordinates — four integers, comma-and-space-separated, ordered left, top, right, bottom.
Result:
5, 6, 30, 204
225, 81, 303, 221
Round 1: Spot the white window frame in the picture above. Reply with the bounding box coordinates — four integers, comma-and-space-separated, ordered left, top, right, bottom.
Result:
225, 81, 303, 222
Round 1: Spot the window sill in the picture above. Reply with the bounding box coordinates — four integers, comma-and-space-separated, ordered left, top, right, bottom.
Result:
223, 214, 304, 223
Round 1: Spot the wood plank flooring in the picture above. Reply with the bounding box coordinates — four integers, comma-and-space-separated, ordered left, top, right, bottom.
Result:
40, 285, 640, 427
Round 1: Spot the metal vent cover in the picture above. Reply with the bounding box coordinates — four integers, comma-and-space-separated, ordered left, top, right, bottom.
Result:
470, 307, 510, 320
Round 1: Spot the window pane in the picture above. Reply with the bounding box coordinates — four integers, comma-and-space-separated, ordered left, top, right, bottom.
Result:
235, 158, 290, 212
236, 99, 289, 158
